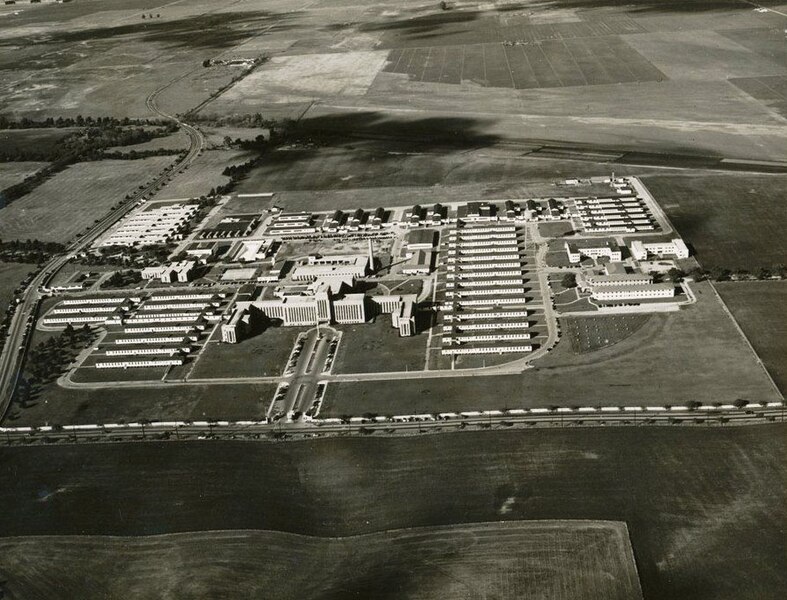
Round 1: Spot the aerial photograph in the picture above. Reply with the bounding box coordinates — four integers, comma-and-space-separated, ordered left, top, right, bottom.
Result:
0, 0, 785, 597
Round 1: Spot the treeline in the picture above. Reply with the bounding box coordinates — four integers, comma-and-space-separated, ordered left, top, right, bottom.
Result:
0, 120, 179, 207
191, 112, 291, 129
692, 265, 787, 282
0, 239, 65, 263
0, 115, 170, 129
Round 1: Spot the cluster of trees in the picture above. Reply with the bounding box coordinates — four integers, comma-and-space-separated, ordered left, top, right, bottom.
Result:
76, 243, 174, 268
190, 112, 286, 129
101, 269, 142, 289
0, 116, 169, 130
0, 121, 179, 206
687, 265, 786, 282
0, 239, 65, 264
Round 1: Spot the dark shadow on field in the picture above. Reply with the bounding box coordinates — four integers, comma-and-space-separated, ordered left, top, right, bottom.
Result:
295, 111, 499, 147
361, 0, 759, 40
0, 11, 298, 51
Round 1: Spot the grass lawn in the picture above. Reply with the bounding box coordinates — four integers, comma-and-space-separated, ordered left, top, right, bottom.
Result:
538, 221, 574, 238
0, 157, 174, 243
333, 317, 429, 374
0, 521, 641, 600
0, 426, 784, 600
189, 325, 303, 379
0, 262, 35, 314
715, 281, 787, 395
643, 173, 787, 271
322, 281, 780, 414
4, 382, 276, 427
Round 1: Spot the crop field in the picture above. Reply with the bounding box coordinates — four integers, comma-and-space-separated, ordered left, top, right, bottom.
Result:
5, 381, 276, 427
0, 426, 784, 600
0, 262, 34, 315
189, 325, 303, 379
716, 281, 787, 395
0, 521, 642, 600
162, 149, 254, 199
729, 75, 787, 118
643, 173, 787, 271
0, 128, 77, 155
322, 281, 780, 415
0, 162, 48, 192
0, 157, 174, 243
383, 36, 665, 90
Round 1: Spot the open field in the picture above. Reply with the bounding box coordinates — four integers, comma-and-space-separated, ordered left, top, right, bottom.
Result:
0, 426, 784, 600
322, 281, 780, 415
0, 128, 76, 155
0, 262, 35, 315
333, 317, 428, 374
161, 149, 254, 199
0, 521, 642, 600
5, 382, 276, 427
189, 325, 303, 379
0, 162, 48, 191
0, 157, 174, 243
643, 173, 787, 271
716, 281, 787, 395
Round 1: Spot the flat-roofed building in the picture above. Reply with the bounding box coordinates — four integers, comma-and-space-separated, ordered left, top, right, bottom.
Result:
141, 260, 196, 283
402, 250, 433, 275
405, 229, 438, 250
292, 254, 369, 281
591, 283, 675, 301
564, 240, 622, 263
98, 203, 198, 247
630, 238, 690, 261
333, 294, 366, 324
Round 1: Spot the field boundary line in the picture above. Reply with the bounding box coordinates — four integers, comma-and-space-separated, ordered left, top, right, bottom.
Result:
708, 281, 784, 400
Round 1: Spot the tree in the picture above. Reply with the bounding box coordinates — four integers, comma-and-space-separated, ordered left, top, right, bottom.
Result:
666, 268, 685, 283
733, 398, 748, 409
561, 273, 577, 289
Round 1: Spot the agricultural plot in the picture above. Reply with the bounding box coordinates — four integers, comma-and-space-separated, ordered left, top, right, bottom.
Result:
716, 281, 787, 395
322, 281, 781, 415
0, 521, 642, 600
642, 173, 787, 271
0, 128, 77, 156
384, 36, 665, 90
161, 149, 254, 199
621, 30, 787, 80
729, 75, 787, 119
0, 157, 174, 243
0, 162, 47, 192
0, 426, 784, 600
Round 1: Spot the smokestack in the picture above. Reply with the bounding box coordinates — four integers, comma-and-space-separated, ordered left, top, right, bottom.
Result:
367, 238, 374, 271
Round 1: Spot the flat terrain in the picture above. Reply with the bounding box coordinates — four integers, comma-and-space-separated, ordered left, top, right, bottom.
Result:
6, 382, 276, 427
643, 173, 787, 271
716, 281, 787, 394
322, 281, 780, 415
0, 262, 35, 315
189, 325, 302, 379
333, 317, 428, 374
0, 521, 642, 600
161, 149, 254, 199
0, 426, 784, 600
0, 157, 174, 243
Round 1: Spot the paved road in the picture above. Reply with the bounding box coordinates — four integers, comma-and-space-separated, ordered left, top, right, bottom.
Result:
0, 90, 205, 421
